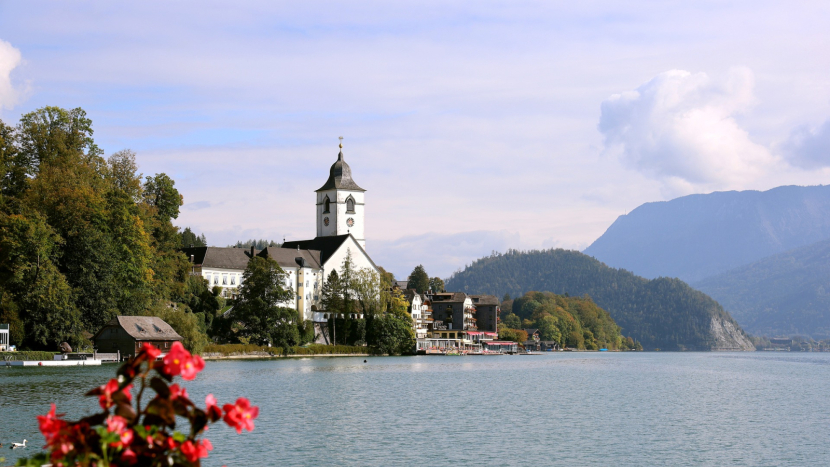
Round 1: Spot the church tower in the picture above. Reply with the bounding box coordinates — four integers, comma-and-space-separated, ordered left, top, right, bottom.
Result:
315, 140, 366, 249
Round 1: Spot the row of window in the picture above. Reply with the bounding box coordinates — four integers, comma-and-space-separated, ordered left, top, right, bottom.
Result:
322, 196, 357, 214
206, 274, 239, 286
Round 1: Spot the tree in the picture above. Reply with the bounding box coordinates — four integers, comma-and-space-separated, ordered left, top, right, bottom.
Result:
498, 328, 528, 343
501, 313, 521, 330
180, 227, 207, 248
233, 256, 296, 349
107, 149, 142, 201
367, 314, 415, 355
428, 276, 444, 293
143, 173, 182, 222
377, 266, 395, 286
147, 303, 209, 354
408, 264, 429, 293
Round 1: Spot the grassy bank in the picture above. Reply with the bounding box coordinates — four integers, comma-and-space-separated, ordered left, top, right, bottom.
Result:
0, 351, 60, 361
202, 343, 371, 357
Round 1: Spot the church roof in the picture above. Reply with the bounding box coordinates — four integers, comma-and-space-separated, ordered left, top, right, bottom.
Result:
281, 234, 376, 270
316, 150, 366, 192
181, 246, 254, 270
257, 247, 322, 270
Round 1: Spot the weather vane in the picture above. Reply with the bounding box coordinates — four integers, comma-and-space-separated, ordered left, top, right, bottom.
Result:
339, 136, 343, 149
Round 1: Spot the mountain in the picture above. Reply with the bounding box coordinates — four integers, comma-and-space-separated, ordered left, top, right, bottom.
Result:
583, 185, 830, 283
445, 249, 754, 351
693, 238, 830, 339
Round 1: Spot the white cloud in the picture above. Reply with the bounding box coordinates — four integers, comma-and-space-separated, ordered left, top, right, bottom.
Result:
0, 39, 23, 110
598, 68, 778, 193
781, 119, 830, 169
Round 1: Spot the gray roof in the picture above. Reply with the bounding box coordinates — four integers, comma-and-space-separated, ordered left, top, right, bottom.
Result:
257, 246, 322, 269
281, 234, 377, 270
316, 150, 366, 192
181, 247, 254, 270
429, 292, 468, 303
471, 294, 500, 306
95, 316, 183, 341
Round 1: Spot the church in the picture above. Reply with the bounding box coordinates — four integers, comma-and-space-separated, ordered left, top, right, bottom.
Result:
181, 142, 378, 331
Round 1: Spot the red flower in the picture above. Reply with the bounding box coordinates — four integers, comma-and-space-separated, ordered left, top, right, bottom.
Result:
98, 379, 133, 410
121, 447, 138, 464
181, 439, 213, 463
37, 404, 68, 443
168, 383, 189, 401
141, 343, 162, 360
205, 394, 222, 420
161, 342, 205, 381
222, 398, 259, 434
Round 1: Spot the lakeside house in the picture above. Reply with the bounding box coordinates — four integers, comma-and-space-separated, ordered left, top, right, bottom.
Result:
93, 316, 183, 358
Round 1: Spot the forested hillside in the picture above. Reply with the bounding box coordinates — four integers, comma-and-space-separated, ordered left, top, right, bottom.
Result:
584, 186, 830, 282
501, 292, 640, 350
693, 238, 830, 339
445, 249, 754, 351
0, 107, 217, 351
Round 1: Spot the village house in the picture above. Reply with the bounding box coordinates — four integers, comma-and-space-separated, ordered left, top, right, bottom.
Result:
403, 289, 432, 339
93, 316, 183, 358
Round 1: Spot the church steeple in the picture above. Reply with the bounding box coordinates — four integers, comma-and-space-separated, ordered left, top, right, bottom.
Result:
316, 139, 365, 193
315, 138, 367, 250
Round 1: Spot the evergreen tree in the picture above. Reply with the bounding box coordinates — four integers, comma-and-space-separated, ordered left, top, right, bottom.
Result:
408, 264, 429, 293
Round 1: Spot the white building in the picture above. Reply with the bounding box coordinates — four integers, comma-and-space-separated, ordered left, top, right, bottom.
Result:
181, 143, 378, 335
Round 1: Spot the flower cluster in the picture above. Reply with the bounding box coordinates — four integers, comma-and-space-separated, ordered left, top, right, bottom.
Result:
20, 341, 257, 467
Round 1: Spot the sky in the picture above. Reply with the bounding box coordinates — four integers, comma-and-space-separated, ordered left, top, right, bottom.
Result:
1, 1, 829, 279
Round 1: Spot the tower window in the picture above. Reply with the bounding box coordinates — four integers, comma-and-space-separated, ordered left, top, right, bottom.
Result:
323, 196, 331, 213
346, 196, 355, 213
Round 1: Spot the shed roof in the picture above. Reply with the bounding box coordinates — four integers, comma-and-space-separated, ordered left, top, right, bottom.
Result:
94, 316, 183, 341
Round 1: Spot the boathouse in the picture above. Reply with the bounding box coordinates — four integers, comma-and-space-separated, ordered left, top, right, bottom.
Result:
93, 316, 183, 358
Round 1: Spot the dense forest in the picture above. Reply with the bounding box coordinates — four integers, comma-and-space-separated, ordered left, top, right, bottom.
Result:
0, 107, 219, 351
445, 249, 752, 350
500, 291, 640, 350
694, 237, 830, 339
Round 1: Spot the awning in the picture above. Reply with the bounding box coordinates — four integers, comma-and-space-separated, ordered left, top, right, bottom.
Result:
466, 332, 482, 335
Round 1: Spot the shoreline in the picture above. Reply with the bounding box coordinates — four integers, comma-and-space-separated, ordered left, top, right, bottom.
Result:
202, 353, 371, 360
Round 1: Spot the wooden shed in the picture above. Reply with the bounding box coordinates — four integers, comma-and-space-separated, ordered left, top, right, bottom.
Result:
93, 316, 183, 358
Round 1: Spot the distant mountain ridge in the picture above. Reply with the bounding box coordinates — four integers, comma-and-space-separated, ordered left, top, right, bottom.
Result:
583, 185, 830, 282
445, 249, 754, 351
693, 237, 830, 339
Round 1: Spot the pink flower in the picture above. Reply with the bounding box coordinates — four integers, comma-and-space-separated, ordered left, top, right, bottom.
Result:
205, 394, 222, 420
222, 398, 259, 434
106, 415, 128, 434
168, 383, 189, 401
161, 342, 205, 381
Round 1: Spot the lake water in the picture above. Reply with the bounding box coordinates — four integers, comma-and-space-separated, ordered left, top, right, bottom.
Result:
1, 352, 829, 466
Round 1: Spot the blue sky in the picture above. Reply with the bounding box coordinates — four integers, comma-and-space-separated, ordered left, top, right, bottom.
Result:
1, 1, 829, 279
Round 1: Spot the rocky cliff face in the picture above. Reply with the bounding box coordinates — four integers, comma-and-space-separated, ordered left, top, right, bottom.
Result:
709, 317, 755, 351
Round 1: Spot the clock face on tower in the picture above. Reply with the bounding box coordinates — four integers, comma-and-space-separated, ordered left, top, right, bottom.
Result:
323, 217, 330, 226
346, 217, 355, 227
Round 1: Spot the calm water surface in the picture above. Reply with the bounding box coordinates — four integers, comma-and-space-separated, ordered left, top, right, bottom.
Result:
1, 352, 829, 466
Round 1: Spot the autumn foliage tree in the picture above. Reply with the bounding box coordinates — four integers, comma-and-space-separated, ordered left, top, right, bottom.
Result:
0, 106, 205, 350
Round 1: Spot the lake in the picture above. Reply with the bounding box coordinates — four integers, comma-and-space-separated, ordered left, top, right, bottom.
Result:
1, 352, 829, 466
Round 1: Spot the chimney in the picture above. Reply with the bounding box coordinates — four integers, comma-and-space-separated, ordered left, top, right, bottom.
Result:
250, 245, 255, 258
